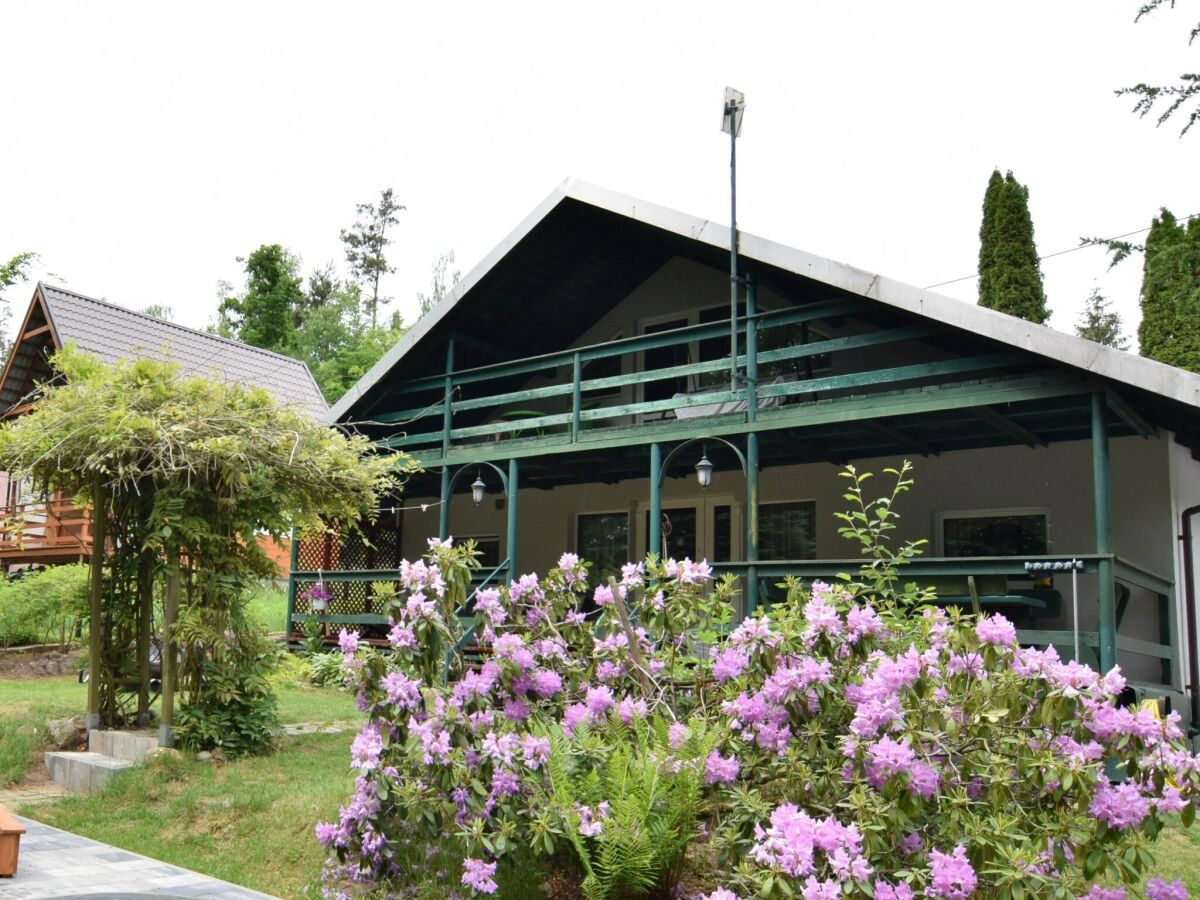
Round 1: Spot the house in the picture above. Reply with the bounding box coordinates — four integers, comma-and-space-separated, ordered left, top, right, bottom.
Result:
291, 180, 1200, 731
0, 283, 327, 571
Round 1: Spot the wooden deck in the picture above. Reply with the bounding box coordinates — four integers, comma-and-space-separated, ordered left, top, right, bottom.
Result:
0, 496, 92, 566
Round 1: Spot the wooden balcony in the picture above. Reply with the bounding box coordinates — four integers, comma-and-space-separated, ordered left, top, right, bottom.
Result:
0, 496, 92, 566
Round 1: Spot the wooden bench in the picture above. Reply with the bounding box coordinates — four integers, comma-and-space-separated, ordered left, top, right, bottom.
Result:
0, 806, 27, 877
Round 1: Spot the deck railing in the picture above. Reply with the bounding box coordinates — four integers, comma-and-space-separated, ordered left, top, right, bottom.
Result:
0, 497, 91, 556
369, 298, 1078, 465
287, 553, 1178, 692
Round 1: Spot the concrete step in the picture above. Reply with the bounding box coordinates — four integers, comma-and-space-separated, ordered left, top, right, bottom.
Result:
88, 729, 158, 762
44, 751, 134, 794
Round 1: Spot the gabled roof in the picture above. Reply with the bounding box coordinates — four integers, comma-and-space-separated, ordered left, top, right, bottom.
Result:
0, 284, 327, 418
329, 179, 1200, 425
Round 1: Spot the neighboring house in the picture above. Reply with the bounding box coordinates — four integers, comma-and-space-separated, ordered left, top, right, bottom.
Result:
0, 283, 327, 572
289, 180, 1200, 730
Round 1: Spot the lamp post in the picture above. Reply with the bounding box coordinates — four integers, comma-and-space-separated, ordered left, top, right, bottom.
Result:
722, 87, 745, 391
441, 461, 520, 581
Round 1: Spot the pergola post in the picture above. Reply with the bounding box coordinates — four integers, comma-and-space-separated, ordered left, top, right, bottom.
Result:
284, 528, 299, 640
745, 273, 760, 615
506, 458, 519, 580
649, 443, 662, 558
85, 472, 106, 731
1092, 392, 1117, 674
159, 552, 180, 748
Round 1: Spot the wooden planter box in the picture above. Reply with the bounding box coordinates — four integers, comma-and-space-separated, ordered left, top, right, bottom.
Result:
0, 809, 26, 877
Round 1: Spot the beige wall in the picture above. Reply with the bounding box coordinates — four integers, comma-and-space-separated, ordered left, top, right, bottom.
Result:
396, 436, 1188, 683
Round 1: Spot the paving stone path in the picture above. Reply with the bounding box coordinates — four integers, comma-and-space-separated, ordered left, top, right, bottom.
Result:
0, 817, 276, 899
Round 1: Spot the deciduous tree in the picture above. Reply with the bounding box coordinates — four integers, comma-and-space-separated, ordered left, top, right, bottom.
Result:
341, 188, 405, 327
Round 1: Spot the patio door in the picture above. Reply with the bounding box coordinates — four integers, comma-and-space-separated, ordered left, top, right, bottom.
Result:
636, 493, 739, 564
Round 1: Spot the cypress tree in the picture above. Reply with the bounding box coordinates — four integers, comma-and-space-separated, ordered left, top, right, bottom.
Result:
1075, 287, 1129, 349
977, 171, 1049, 324
1139, 209, 1200, 372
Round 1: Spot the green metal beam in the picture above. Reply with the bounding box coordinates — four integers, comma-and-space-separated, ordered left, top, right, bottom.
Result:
1105, 388, 1158, 438
1093, 392, 1117, 674
972, 406, 1046, 447
649, 442, 662, 558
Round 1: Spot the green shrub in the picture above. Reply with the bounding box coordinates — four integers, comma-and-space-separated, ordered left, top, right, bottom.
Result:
268, 649, 312, 689
0, 564, 89, 648
306, 651, 347, 689
0, 718, 38, 786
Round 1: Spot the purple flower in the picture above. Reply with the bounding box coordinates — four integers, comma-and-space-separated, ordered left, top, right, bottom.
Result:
712, 646, 751, 683
350, 723, 384, 771
705, 750, 741, 784
585, 685, 615, 718
338, 628, 360, 656
703, 891, 742, 900
562, 703, 589, 736
618, 695, 648, 724
593, 584, 615, 607
876, 883, 915, 900
668, 721, 689, 749
522, 735, 551, 770
530, 668, 562, 698
975, 613, 1016, 646
1089, 779, 1151, 829
314, 821, 339, 847
1146, 879, 1188, 900
925, 845, 976, 900
461, 858, 498, 894
1082, 888, 1127, 900
381, 671, 422, 710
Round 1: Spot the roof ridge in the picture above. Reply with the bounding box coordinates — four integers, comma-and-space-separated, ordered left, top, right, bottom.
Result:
36, 282, 311, 368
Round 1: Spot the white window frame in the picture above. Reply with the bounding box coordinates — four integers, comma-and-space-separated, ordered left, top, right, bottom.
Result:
933, 507, 1051, 557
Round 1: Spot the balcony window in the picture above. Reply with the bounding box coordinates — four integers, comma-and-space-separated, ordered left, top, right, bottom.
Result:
937, 509, 1049, 558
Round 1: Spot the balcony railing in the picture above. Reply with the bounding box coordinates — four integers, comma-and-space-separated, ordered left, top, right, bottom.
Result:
0, 497, 92, 557
368, 299, 1076, 464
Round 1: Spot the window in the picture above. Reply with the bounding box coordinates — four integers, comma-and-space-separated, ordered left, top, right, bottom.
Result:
758, 322, 832, 378
577, 512, 630, 583
713, 504, 733, 562
580, 331, 623, 401
641, 318, 690, 405
937, 509, 1049, 558
695, 304, 747, 390
757, 501, 817, 560
643, 507, 698, 561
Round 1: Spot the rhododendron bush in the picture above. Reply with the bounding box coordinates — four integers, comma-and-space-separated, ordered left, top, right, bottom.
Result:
318, 466, 1199, 899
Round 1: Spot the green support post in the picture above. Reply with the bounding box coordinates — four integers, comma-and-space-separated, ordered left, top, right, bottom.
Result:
572, 352, 582, 442
1092, 392, 1117, 674
159, 552, 180, 748
285, 528, 299, 641
649, 442, 662, 558
507, 458, 519, 581
745, 273, 759, 615
439, 339, 455, 540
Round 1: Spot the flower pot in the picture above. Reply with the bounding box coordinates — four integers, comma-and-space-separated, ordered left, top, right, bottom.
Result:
0, 809, 26, 877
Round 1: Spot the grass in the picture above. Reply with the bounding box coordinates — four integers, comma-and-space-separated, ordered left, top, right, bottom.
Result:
22, 730, 355, 898
246, 580, 289, 634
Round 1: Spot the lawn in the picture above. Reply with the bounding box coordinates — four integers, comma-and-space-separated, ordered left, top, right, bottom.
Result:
246, 580, 290, 634
5, 670, 363, 897
24, 730, 355, 898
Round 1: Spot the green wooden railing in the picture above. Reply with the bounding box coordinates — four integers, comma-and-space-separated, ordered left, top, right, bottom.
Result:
369, 294, 1075, 464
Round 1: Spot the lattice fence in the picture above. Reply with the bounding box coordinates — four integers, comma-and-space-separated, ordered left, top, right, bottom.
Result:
293, 525, 404, 619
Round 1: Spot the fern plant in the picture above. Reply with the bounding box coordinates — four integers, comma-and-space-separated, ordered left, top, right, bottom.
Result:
536, 716, 715, 899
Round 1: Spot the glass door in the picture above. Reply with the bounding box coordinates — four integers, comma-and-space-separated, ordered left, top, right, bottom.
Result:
637, 494, 739, 563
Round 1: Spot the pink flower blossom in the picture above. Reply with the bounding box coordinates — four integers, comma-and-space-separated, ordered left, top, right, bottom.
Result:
461, 858, 498, 894
975, 613, 1016, 646
706, 750, 741, 784
1146, 878, 1189, 900
926, 845, 976, 900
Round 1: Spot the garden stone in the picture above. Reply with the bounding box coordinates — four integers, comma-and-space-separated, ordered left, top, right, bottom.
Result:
45, 716, 84, 750
147, 747, 181, 762
195, 751, 213, 763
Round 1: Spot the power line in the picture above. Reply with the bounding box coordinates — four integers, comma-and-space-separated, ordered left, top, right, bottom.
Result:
923, 212, 1200, 291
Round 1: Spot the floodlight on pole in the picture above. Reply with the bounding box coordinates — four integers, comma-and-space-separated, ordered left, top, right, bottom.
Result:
722, 87, 745, 391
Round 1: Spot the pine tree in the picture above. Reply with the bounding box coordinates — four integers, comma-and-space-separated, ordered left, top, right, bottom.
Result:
977, 171, 1049, 324
977, 170, 1004, 309
1074, 287, 1129, 349
1139, 209, 1200, 372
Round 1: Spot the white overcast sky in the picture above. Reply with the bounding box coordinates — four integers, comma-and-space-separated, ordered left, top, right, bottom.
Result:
1, 1, 1197, 347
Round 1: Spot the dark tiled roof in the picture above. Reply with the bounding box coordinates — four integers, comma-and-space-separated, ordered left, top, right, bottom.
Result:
36, 284, 327, 417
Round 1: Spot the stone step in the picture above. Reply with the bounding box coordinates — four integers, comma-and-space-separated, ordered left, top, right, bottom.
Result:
88, 729, 158, 762
44, 751, 134, 794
